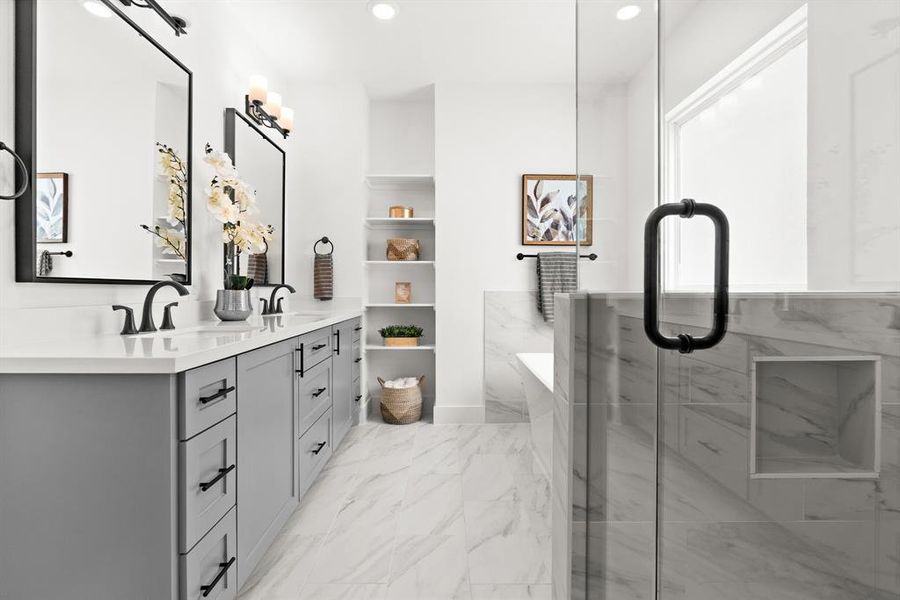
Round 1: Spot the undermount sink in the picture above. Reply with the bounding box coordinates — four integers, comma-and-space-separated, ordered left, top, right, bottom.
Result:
130, 324, 260, 339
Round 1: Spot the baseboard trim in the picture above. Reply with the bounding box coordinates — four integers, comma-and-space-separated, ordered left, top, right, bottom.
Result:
433, 404, 485, 424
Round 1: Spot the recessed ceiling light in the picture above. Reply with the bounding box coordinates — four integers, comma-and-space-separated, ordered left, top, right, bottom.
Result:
616, 5, 641, 21
368, 1, 399, 20
83, 1, 113, 18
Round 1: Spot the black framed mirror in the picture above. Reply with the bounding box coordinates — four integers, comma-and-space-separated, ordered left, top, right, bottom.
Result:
223, 108, 286, 286
15, 0, 193, 284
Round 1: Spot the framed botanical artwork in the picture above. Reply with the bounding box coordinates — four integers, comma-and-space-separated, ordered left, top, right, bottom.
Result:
35, 172, 69, 243
522, 174, 593, 246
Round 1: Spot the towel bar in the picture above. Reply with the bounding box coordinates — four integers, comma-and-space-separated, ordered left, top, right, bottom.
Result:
516, 252, 596, 261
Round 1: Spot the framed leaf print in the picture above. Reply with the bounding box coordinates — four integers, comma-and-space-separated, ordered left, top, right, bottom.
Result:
35, 172, 69, 243
522, 174, 593, 246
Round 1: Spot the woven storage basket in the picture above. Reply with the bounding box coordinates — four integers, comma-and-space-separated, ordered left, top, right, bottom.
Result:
378, 376, 425, 425
386, 239, 420, 261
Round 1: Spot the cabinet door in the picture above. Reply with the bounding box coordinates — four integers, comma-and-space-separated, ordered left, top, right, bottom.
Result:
236, 338, 297, 589
331, 320, 354, 447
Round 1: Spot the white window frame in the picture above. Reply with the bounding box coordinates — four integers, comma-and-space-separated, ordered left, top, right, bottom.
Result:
662, 4, 809, 292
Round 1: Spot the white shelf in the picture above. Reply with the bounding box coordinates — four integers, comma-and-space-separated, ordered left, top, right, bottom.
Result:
365, 218, 435, 230
366, 303, 435, 308
365, 345, 435, 352
364, 260, 435, 266
155, 258, 186, 263
365, 174, 434, 189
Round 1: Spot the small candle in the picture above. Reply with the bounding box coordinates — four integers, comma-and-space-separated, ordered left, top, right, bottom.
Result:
278, 107, 294, 132
248, 75, 267, 105
263, 91, 282, 119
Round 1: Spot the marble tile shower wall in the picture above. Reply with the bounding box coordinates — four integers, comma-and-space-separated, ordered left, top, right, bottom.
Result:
484, 292, 553, 423
564, 294, 900, 600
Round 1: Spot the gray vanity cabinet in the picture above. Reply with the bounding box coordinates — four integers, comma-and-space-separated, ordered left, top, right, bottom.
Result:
235, 338, 299, 589
332, 319, 355, 447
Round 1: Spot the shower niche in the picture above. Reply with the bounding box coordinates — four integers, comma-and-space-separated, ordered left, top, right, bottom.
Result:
750, 356, 881, 479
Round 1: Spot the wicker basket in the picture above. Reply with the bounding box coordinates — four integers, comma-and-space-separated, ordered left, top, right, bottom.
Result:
386, 239, 420, 261
378, 376, 425, 425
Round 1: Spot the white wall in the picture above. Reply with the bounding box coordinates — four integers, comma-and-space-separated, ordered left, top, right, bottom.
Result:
285, 82, 368, 301
0, 0, 288, 340
806, 0, 900, 291
369, 97, 434, 175
433, 82, 575, 418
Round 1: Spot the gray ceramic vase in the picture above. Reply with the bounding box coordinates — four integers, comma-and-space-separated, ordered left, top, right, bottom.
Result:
214, 289, 253, 321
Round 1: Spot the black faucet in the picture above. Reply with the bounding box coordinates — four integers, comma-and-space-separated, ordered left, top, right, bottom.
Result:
139, 280, 190, 333
262, 284, 296, 315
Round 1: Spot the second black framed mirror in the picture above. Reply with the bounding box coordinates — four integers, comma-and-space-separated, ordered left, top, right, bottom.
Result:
223, 107, 286, 287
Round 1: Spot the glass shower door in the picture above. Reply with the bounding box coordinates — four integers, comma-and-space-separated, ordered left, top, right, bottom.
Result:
655, 1, 900, 599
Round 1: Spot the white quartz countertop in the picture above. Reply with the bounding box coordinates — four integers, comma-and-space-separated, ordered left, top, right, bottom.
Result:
0, 308, 363, 375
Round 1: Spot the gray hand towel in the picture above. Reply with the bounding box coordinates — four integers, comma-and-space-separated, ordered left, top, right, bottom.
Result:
536, 252, 577, 322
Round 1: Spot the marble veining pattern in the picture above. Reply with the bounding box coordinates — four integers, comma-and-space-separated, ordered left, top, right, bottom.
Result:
560, 293, 900, 600
238, 416, 551, 600
484, 292, 554, 423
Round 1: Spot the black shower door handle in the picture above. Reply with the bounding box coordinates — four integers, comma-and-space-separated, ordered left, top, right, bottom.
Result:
643, 199, 729, 354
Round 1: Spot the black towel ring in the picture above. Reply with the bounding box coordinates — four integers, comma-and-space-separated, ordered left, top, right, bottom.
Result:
314, 236, 334, 256
0, 141, 29, 201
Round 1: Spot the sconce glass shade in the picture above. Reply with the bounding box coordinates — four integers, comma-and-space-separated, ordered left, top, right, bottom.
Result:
263, 91, 282, 119
278, 107, 295, 132
248, 75, 268, 104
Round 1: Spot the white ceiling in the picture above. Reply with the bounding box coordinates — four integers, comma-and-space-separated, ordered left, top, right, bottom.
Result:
199, 0, 695, 98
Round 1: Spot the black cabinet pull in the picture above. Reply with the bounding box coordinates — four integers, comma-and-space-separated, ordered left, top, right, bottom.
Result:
312, 387, 327, 398
199, 385, 235, 405
295, 343, 305, 377
354, 357, 362, 364
200, 556, 236, 597
199, 464, 236, 492
312, 441, 327, 455
354, 325, 362, 332
334, 329, 341, 355
355, 394, 362, 402
643, 199, 730, 354
311, 343, 327, 351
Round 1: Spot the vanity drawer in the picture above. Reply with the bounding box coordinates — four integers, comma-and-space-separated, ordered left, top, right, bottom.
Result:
351, 319, 363, 342
179, 358, 237, 441
298, 408, 333, 498
179, 416, 236, 553
297, 328, 333, 376
298, 358, 331, 436
180, 507, 237, 600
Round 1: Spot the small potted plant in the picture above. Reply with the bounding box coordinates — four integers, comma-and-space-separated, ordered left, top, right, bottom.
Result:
379, 325, 424, 347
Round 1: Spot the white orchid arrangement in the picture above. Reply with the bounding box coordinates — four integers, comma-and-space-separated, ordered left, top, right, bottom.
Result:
203, 144, 274, 257
141, 142, 187, 260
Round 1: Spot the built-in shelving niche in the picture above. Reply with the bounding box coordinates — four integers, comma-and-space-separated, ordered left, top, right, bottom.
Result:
750, 356, 881, 479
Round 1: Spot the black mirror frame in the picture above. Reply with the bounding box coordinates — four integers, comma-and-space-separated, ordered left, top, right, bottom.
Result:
14, 0, 194, 285
223, 107, 286, 287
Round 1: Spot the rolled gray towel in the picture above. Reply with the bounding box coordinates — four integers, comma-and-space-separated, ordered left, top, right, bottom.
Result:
314, 254, 333, 300
38, 250, 53, 277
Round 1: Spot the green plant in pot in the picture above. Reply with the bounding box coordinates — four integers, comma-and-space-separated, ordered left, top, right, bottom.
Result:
379, 325, 424, 347
214, 275, 256, 321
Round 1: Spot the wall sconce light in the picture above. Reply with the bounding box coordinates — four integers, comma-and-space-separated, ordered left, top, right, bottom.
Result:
245, 76, 292, 139
116, 0, 187, 36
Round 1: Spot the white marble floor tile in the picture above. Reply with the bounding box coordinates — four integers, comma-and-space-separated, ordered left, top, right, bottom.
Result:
462, 454, 518, 501
241, 420, 552, 597
397, 473, 465, 536
386, 535, 470, 599
238, 534, 322, 600
298, 583, 388, 599
469, 584, 552, 599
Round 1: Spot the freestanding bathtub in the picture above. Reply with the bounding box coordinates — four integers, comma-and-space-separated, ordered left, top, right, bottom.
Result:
515, 352, 554, 479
